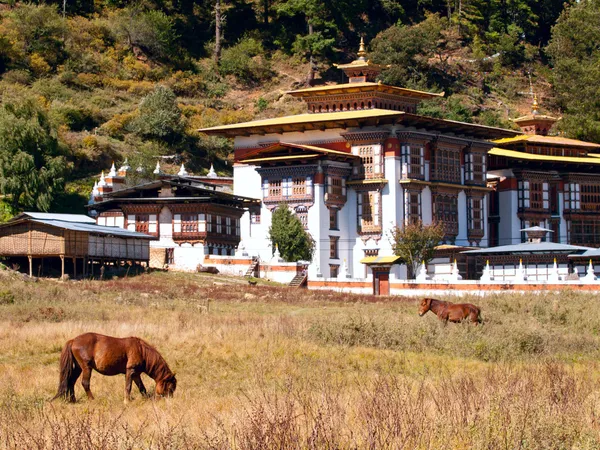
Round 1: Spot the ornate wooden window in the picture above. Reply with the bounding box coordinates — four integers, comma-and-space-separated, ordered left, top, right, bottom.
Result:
580, 184, 600, 212
329, 236, 339, 259
404, 190, 421, 223
128, 214, 156, 235
267, 179, 282, 200
569, 220, 600, 246
400, 145, 424, 179
468, 197, 484, 239
206, 214, 212, 232
432, 148, 461, 183
434, 194, 458, 240
325, 176, 347, 206
565, 182, 580, 210
357, 190, 381, 233
519, 181, 548, 211
465, 152, 486, 184
181, 214, 198, 233
329, 208, 338, 230
251, 211, 261, 224
295, 206, 308, 229
263, 176, 313, 203
352, 144, 383, 179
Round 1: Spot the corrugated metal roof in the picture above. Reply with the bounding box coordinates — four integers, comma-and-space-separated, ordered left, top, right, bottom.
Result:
360, 255, 403, 264
12, 219, 155, 239
493, 135, 600, 148
17, 212, 96, 223
462, 242, 593, 255
489, 148, 600, 165
569, 249, 600, 258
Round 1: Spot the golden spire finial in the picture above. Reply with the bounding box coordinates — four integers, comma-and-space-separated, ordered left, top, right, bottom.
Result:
532, 93, 539, 115
358, 36, 366, 59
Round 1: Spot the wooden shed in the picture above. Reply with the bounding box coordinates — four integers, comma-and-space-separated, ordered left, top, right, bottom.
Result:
0, 213, 154, 278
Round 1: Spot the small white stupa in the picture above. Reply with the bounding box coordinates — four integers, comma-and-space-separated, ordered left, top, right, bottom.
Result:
480, 260, 493, 282
340, 258, 351, 279
583, 259, 597, 283
548, 258, 560, 283
271, 244, 283, 263
207, 164, 217, 178
153, 161, 162, 175
415, 261, 430, 282
98, 171, 106, 187
235, 240, 248, 257
514, 259, 527, 283
449, 259, 463, 281
108, 162, 117, 177
178, 163, 188, 176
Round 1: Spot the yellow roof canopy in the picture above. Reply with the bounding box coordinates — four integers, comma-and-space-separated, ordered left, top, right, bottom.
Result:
494, 134, 600, 149
360, 255, 403, 265
489, 148, 600, 165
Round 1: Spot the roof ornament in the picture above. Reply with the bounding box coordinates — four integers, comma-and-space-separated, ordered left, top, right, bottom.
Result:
357, 36, 367, 61
207, 164, 217, 178
119, 158, 131, 172
136, 164, 145, 173
98, 171, 106, 187
178, 163, 188, 176
153, 161, 162, 175
108, 162, 117, 177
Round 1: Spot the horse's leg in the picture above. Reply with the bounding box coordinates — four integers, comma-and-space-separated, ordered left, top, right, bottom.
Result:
68, 365, 82, 403
124, 369, 135, 403
133, 374, 147, 397
81, 367, 95, 400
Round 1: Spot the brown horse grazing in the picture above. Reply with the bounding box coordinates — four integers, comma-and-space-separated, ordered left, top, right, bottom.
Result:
418, 297, 481, 325
52, 332, 177, 403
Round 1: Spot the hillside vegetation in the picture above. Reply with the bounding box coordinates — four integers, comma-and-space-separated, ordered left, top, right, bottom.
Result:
0, 0, 597, 215
2, 271, 600, 448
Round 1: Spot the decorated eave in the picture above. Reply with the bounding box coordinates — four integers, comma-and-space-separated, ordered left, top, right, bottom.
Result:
199, 109, 520, 140
87, 179, 260, 211
238, 142, 359, 164
286, 82, 443, 101
488, 148, 600, 168
493, 135, 600, 150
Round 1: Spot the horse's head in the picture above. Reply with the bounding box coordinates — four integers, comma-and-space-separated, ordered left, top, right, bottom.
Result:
419, 298, 432, 316
156, 373, 177, 398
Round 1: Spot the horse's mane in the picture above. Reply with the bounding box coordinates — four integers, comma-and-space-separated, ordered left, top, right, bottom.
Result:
136, 338, 172, 381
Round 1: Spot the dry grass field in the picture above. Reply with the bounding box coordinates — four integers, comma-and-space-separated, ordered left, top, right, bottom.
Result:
2, 270, 600, 449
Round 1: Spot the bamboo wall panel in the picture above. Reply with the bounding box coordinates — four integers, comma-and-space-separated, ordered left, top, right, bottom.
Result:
88, 235, 149, 260
0, 223, 63, 256
64, 231, 89, 257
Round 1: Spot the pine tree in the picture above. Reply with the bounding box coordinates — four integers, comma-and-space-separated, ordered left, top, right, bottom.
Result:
268, 203, 314, 262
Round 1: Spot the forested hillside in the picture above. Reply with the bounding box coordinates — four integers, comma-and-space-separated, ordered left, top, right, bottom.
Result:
0, 0, 597, 215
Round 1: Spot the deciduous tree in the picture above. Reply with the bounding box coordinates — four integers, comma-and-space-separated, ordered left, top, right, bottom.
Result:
389, 220, 444, 279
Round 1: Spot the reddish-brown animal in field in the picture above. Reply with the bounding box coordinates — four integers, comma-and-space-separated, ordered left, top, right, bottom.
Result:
51, 332, 177, 403
418, 298, 481, 325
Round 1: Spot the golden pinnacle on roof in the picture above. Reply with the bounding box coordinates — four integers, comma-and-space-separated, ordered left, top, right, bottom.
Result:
532, 93, 539, 115
357, 36, 367, 59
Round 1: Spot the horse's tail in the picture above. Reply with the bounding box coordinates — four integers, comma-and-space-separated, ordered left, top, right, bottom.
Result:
51, 340, 76, 401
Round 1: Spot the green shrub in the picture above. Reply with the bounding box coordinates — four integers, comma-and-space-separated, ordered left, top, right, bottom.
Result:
219, 38, 273, 85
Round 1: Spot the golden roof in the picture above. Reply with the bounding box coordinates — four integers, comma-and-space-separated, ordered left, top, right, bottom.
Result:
287, 81, 443, 99
199, 108, 518, 139
489, 148, 600, 165
494, 135, 600, 149
360, 255, 403, 265
200, 109, 405, 135
239, 142, 359, 164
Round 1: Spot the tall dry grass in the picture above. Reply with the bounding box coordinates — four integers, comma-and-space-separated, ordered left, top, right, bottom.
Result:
1, 271, 600, 448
